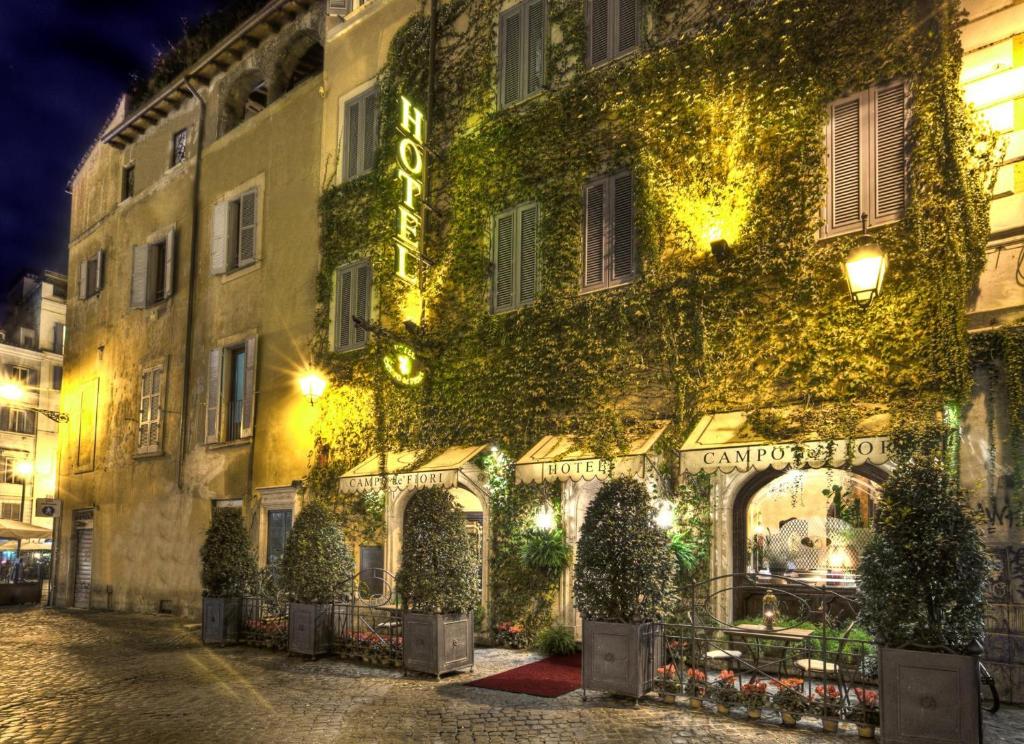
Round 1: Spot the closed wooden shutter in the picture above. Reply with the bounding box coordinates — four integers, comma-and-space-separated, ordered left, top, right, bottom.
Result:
500, 8, 523, 108
138, 370, 150, 450
78, 260, 88, 300
589, 0, 611, 66
130, 245, 148, 308
354, 264, 371, 346
873, 81, 907, 222
205, 348, 222, 444
240, 336, 258, 439
583, 179, 607, 288
493, 210, 516, 312
96, 250, 105, 291
345, 97, 361, 181
828, 95, 863, 235
611, 171, 635, 280
211, 201, 229, 275
335, 267, 352, 350
526, 0, 546, 96
238, 190, 257, 265
518, 203, 539, 305
163, 229, 176, 299
616, 0, 640, 56
362, 90, 378, 172
74, 528, 93, 609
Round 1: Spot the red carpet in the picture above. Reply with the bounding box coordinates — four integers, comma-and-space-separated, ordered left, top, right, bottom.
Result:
467, 653, 581, 697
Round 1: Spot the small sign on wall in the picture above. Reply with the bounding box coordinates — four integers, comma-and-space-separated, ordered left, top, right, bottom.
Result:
35, 498, 61, 519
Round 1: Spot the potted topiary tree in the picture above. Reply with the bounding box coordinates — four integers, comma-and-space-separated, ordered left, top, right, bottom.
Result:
279, 500, 354, 657
396, 486, 478, 678
573, 476, 675, 701
200, 508, 257, 645
858, 453, 990, 744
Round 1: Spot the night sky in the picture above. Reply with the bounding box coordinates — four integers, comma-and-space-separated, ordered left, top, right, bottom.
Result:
0, 1, 223, 292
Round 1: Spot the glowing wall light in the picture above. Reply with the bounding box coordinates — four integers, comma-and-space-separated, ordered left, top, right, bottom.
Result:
843, 232, 887, 309
298, 370, 328, 405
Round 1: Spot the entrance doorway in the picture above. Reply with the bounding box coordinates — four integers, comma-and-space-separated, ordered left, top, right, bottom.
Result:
73, 526, 92, 609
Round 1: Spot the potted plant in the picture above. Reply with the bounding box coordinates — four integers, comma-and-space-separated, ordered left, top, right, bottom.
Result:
812, 684, 844, 732
858, 453, 989, 744
773, 678, 810, 726
852, 687, 880, 738
279, 500, 354, 657
708, 669, 741, 714
200, 508, 257, 645
396, 486, 479, 678
656, 662, 680, 703
574, 477, 675, 701
686, 668, 707, 709
741, 680, 769, 720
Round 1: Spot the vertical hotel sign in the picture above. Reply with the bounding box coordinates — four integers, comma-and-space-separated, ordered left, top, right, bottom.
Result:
395, 96, 426, 284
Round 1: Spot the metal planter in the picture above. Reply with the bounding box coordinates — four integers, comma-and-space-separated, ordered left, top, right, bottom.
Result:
288, 602, 333, 657
582, 619, 663, 701
202, 596, 242, 645
879, 647, 981, 744
402, 611, 474, 678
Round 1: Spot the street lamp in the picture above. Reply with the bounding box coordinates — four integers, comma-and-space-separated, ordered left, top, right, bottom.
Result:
842, 218, 887, 309
0, 380, 69, 423
298, 370, 328, 405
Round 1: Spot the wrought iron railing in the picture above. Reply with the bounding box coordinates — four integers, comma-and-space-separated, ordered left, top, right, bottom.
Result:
240, 595, 289, 650
331, 567, 403, 666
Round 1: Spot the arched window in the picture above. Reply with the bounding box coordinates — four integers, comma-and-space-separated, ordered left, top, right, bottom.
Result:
286, 42, 324, 92
220, 71, 270, 136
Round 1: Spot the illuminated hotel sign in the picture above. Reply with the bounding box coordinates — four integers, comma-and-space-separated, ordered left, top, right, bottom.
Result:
395, 96, 426, 285
384, 343, 425, 386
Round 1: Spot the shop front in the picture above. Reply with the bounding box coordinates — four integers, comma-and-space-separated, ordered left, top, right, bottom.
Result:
678, 410, 892, 622
515, 422, 669, 638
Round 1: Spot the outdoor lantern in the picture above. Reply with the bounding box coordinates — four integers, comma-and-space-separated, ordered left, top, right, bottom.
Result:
762, 589, 779, 631
298, 370, 327, 405
534, 504, 556, 532
842, 227, 887, 309
0, 381, 25, 403
655, 500, 675, 530
13, 460, 33, 479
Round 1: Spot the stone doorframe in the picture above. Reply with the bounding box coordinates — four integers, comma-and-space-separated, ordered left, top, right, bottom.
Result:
253, 485, 300, 568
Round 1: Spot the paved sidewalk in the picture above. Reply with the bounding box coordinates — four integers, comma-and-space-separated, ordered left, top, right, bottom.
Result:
0, 608, 1020, 743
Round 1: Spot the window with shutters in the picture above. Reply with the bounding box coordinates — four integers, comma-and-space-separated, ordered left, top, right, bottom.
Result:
491, 202, 539, 313
137, 364, 163, 455
341, 86, 379, 182
212, 189, 259, 275
79, 251, 104, 300
581, 170, 637, 292
52, 366, 63, 391
130, 231, 176, 309
53, 323, 65, 354
498, 0, 546, 109
823, 80, 908, 238
205, 337, 258, 444
587, 0, 641, 67
331, 261, 372, 353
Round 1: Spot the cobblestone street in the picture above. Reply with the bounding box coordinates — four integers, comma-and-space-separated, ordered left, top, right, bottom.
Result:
0, 608, 1019, 744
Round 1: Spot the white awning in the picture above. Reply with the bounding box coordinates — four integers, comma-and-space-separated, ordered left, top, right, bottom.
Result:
0, 519, 52, 541
515, 422, 669, 485
679, 410, 891, 475
338, 445, 489, 494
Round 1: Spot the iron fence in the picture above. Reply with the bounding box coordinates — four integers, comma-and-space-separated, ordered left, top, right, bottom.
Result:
240, 595, 288, 650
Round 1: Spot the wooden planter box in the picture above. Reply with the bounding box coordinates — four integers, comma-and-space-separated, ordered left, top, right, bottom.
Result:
288, 602, 333, 657
202, 596, 242, 645
403, 611, 474, 678
582, 619, 663, 701
879, 647, 981, 744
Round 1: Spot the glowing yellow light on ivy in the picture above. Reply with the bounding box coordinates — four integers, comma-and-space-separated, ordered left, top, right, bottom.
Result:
843, 235, 887, 309
384, 343, 425, 386
298, 370, 328, 405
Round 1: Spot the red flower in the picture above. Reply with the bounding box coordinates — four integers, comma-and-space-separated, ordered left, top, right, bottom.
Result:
814, 684, 841, 700
686, 668, 706, 682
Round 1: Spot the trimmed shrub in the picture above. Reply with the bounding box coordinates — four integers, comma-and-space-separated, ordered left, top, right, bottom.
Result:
279, 500, 354, 604
200, 508, 257, 597
535, 625, 577, 656
396, 486, 479, 613
859, 455, 990, 652
573, 477, 675, 623
520, 528, 571, 580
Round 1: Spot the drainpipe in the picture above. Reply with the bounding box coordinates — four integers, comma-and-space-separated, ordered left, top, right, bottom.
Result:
178, 79, 207, 490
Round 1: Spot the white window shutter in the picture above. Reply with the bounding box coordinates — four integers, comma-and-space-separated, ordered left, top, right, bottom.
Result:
240, 336, 258, 439
211, 201, 229, 275
583, 179, 607, 288
589, 0, 611, 66
872, 81, 907, 223
238, 190, 257, 265
611, 171, 635, 280
130, 245, 148, 309
138, 370, 149, 450
500, 8, 523, 108
78, 260, 87, 300
205, 348, 222, 444
354, 264, 371, 346
616, 0, 640, 56
164, 229, 176, 299
493, 211, 516, 312
152, 367, 162, 449
526, 0, 546, 97
518, 203, 539, 305
827, 95, 865, 235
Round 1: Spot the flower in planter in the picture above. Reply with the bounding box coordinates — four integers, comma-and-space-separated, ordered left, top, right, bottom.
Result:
741, 680, 769, 709
772, 678, 811, 717
494, 621, 528, 649
708, 670, 742, 707
811, 684, 844, 719
852, 687, 880, 725
657, 663, 680, 692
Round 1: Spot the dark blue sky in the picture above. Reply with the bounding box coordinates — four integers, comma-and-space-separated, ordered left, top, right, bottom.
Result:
0, 1, 221, 291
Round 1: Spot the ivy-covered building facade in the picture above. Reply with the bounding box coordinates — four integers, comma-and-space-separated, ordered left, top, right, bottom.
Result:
57, 0, 1024, 706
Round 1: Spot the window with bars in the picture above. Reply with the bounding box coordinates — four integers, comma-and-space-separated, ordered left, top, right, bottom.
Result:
582, 170, 637, 292
205, 337, 258, 444
138, 365, 163, 454
498, 0, 546, 109
587, 0, 641, 67
0, 407, 35, 435
130, 231, 176, 309
171, 128, 188, 168
491, 202, 539, 313
823, 80, 908, 238
341, 87, 379, 182
331, 261, 372, 353
78, 251, 104, 300
212, 188, 259, 274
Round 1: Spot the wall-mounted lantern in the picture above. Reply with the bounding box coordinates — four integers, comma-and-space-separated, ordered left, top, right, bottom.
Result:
843, 217, 887, 309
654, 500, 675, 530
534, 503, 556, 532
298, 370, 328, 405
